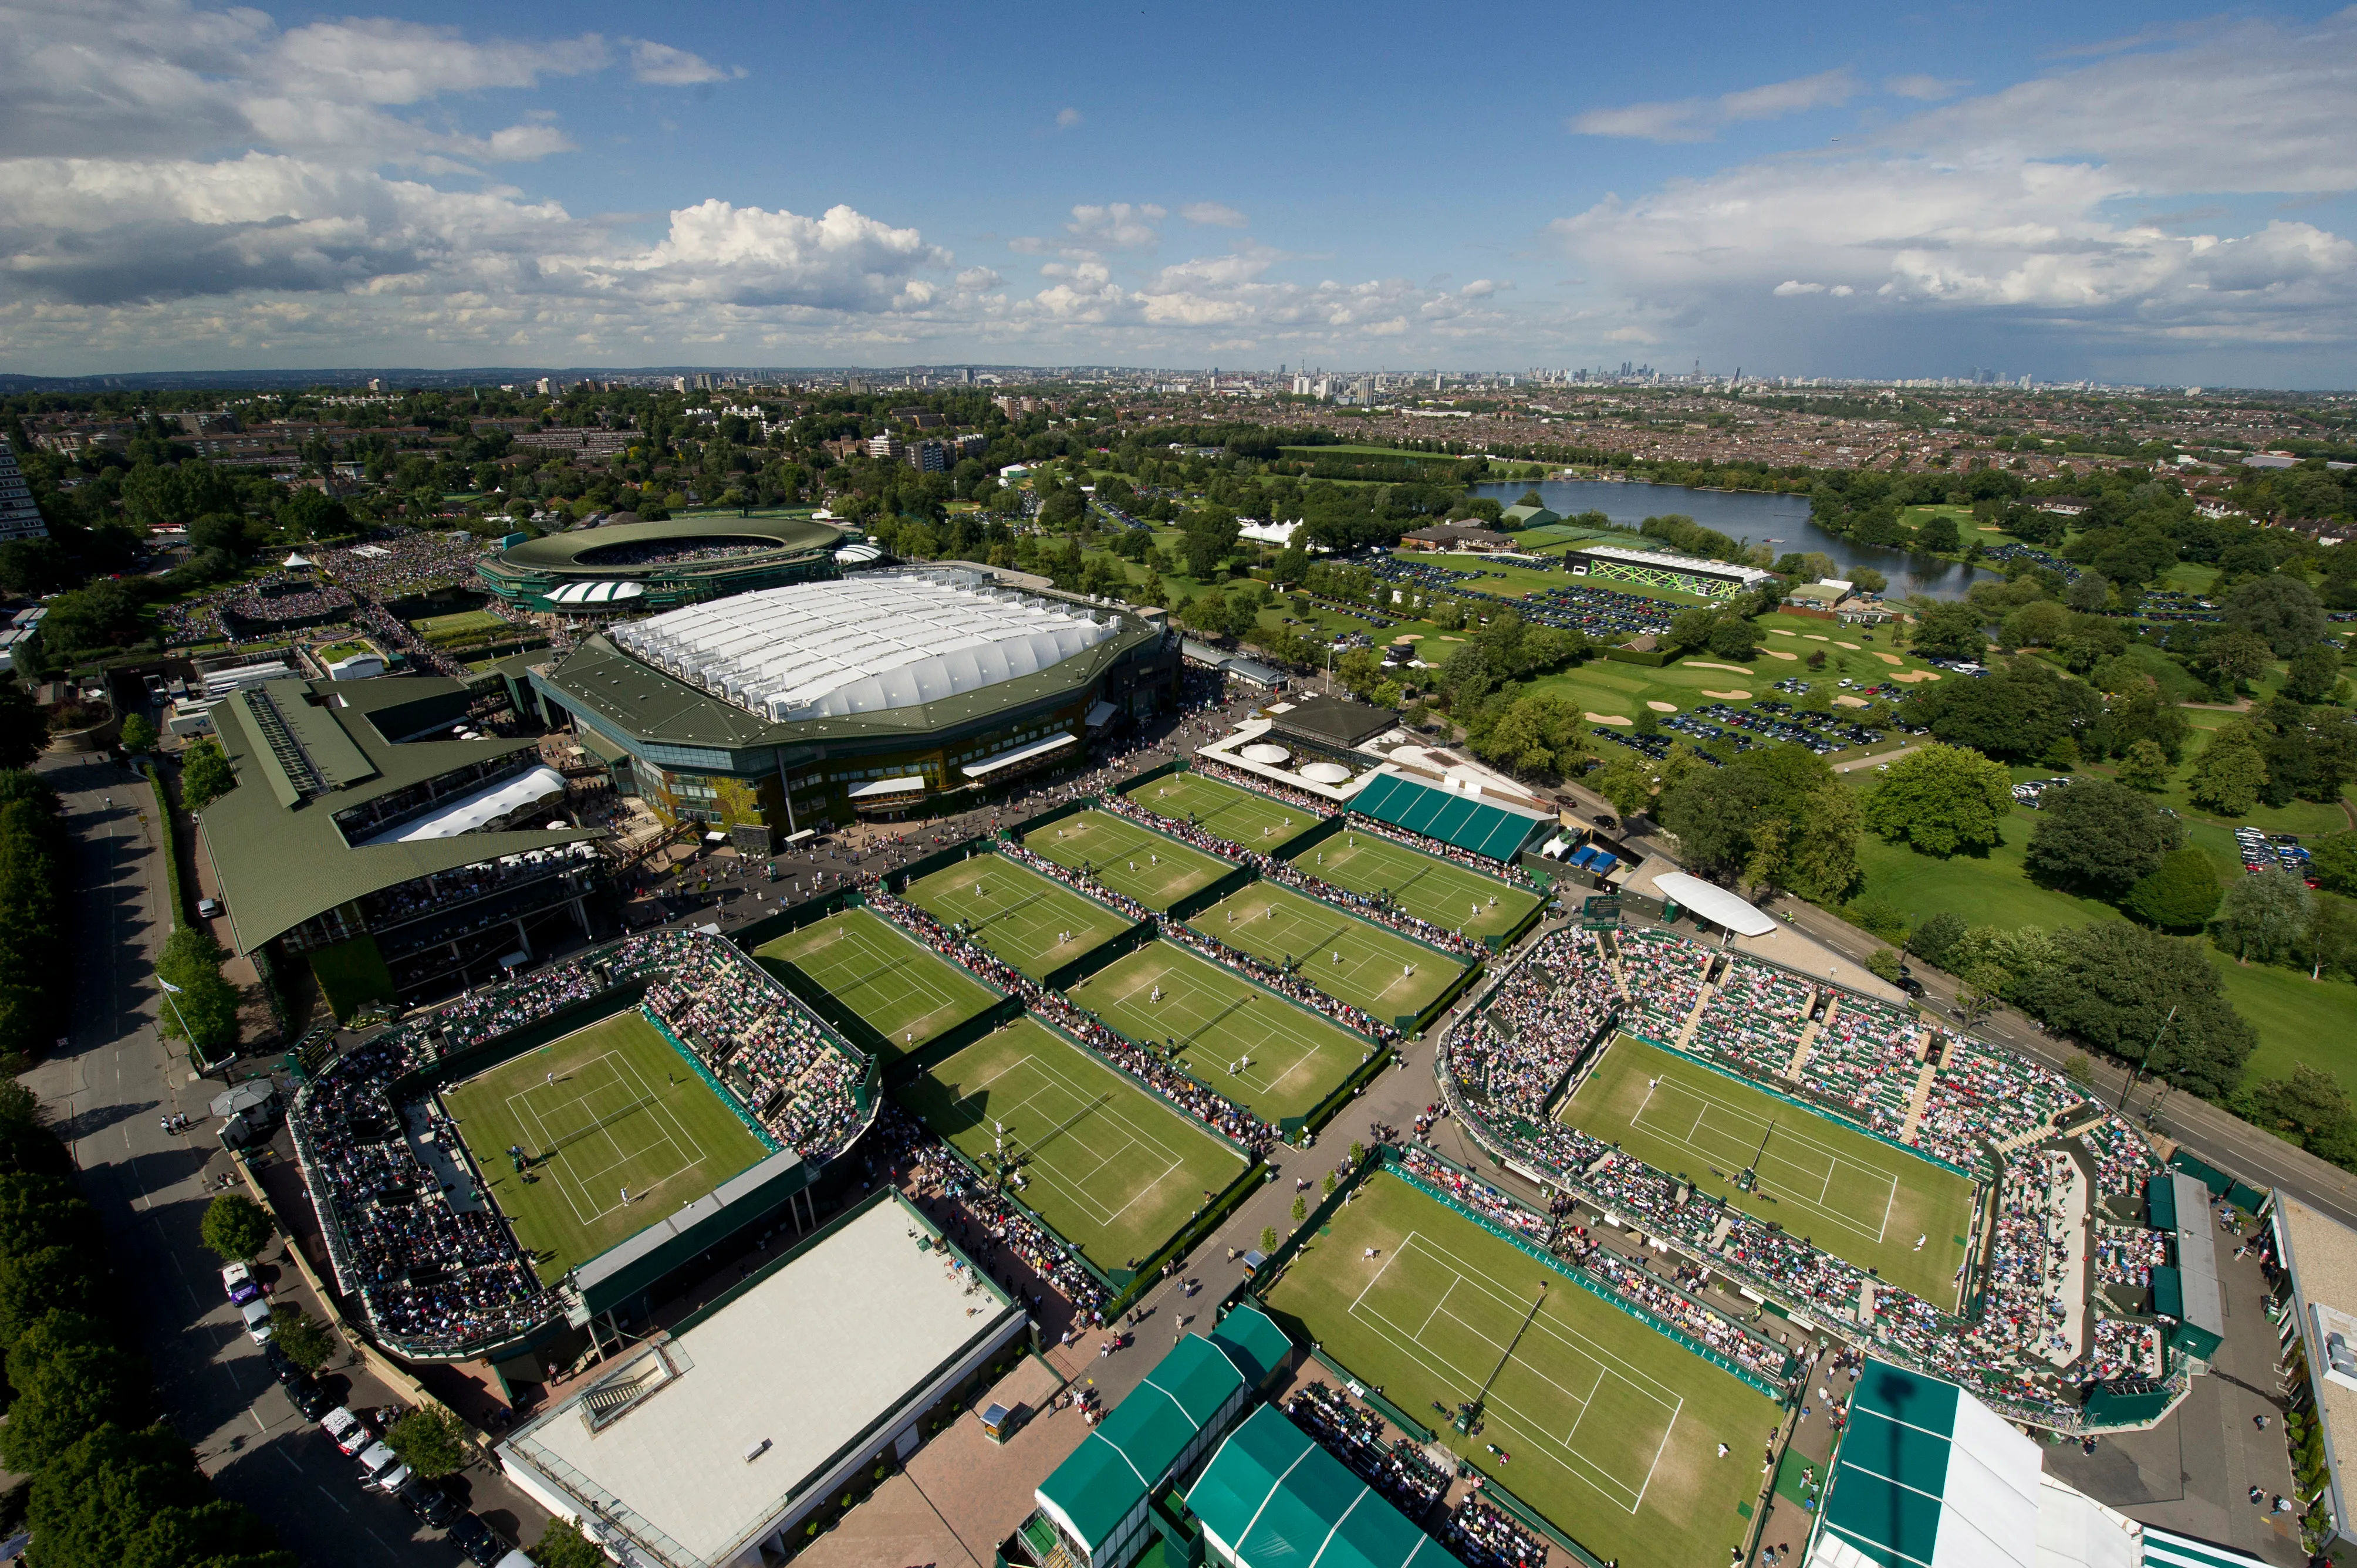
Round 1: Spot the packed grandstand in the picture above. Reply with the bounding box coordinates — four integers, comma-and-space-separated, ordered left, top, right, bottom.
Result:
286, 930, 873, 1358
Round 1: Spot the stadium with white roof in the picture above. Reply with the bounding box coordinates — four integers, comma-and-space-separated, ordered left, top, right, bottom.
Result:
532, 566, 1180, 847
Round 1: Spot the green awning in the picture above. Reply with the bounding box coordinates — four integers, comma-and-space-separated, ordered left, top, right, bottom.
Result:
1813, 1359, 2041, 1568
1210, 1301, 1292, 1388
1036, 1333, 1250, 1553
1348, 772, 1549, 863
1187, 1405, 1441, 1568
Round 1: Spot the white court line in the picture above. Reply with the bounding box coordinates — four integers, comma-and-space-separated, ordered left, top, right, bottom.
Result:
945, 1045, 1201, 1229
1626, 1069, 1899, 1244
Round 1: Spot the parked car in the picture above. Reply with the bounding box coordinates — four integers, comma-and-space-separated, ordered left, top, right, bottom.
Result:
399, 1478, 462, 1529
1895, 975, 1926, 998
492, 1553, 538, 1568
448, 1513, 507, 1568
355, 1439, 411, 1495
321, 1405, 371, 1456
261, 1341, 305, 1387
221, 1262, 262, 1307
196, 897, 222, 918
285, 1376, 333, 1421
239, 1299, 275, 1345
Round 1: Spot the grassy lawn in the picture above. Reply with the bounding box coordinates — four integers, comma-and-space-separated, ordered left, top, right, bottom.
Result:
1068, 941, 1372, 1123
755, 908, 1000, 1063
411, 608, 509, 641
1259, 1168, 1782, 1568
1192, 881, 1465, 1021
1021, 808, 1236, 912
1295, 830, 1541, 941
1123, 771, 1314, 849
443, 1011, 771, 1282
2213, 956, 2357, 1094
901, 854, 1133, 979
1561, 1036, 1976, 1306
896, 1017, 1245, 1274
1521, 617, 1939, 727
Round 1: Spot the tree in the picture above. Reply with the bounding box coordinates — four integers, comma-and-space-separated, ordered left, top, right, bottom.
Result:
1258, 1225, 1278, 1254
1910, 601, 1987, 662
2315, 831, 2357, 897
2064, 572, 2112, 613
1470, 693, 1583, 780
1904, 655, 2101, 761
2285, 641, 2345, 703
1591, 751, 1659, 819
0, 681, 46, 775
1906, 911, 1967, 968
156, 926, 238, 1058
178, 741, 237, 812
532, 1520, 610, 1568
2203, 628, 2273, 690
2124, 847, 2223, 932
1860, 744, 2014, 856
2308, 893, 2357, 983
268, 1303, 335, 1373
2244, 1063, 2356, 1151
2000, 600, 2072, 650
383, 1404, 471, 1479
275, 488, 352, 542
2018, 922, 2255, 1099
198, 1192, 273, 1262
2186, 722, 2270, 815
2223, 572, 2329, 656
2116, 738, 2172, 792
0, 1312, 149, 1472
28, 1422, 295, 1568
2024, 778, 2182, 899
1656, 744, 1855, 900
1849, 567, 1888, 595
2213, 867, 2313, 965
117, 714, 157, 756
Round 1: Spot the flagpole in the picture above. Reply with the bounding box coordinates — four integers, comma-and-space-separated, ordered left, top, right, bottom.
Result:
157, 975, 201, 1067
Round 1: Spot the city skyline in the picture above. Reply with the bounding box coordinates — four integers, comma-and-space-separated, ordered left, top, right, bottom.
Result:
4, 0, 2353, 386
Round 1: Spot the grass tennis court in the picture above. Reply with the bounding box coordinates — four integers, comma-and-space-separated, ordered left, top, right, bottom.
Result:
1298, 829, 1543, 942
897, 1017, 1245, 1273
1560, 1036, 1976, 1305
1194, 881, 1465, 1022
1066, 940, 1372, 1124
409, 608, 511, 644
443, 1011, 770, 1281
754, 908, 1000, 1063
1261, 1169, 1782, 1568
1022, 809, 1235, 912
1123, 772, 1312, 849
902, 854, 1133, 979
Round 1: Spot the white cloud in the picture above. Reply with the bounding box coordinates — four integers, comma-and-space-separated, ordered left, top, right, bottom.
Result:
1066, 202, 1166, 249
1569, 67, 1859, 143
1884, 74, 1968, 101
1553, 11, 2357, 360
1055, 107, 1083, 130
627, 39, 740, 85
1180, 201, 1248, 228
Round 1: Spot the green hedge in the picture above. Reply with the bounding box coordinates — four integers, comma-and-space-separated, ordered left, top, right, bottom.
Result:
144, 762, 186, 930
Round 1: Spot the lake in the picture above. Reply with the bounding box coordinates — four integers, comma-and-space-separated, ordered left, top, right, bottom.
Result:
1471, 477, 1991, 600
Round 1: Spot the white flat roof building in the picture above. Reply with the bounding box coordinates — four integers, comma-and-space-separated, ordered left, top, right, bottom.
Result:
498, 1189, 1027, 1568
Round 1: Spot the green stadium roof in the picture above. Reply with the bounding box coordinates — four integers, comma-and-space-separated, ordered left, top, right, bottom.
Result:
1813, 1359, 2041, 1568
1036, 1333, 1253, 1553
1186, 1405, 1442, 1568
1209, 1301, 1292, 1387
485, 516, 842, 579
1349, 771, 1551, 863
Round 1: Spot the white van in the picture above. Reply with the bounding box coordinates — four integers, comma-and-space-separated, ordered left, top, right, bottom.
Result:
239, 1299, 275, 1344
355, 1440, 412, 1494
492, 1553, 538, 1568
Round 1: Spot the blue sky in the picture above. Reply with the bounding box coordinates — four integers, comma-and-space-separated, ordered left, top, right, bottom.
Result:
4, 0, 2354, 383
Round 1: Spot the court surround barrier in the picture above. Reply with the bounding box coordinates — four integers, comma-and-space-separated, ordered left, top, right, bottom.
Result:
1282, 818, 1546, 954
639, 1006, 784, 1154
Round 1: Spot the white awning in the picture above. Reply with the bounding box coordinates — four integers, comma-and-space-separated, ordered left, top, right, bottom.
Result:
1084, 700, 1117, 728
548, 580, 648, 606
360, 765, 569, 844
1649, 871, 1777, 936
961, 732, 1074, 779
848, 775, 928, 799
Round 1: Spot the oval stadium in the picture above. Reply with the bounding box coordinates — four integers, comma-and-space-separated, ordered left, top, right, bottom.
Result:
475, 513, 854, 614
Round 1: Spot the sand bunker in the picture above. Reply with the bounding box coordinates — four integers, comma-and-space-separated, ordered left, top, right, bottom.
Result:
1585, 712, 1632, 726
1803, 634, 1831, 642
1875, 652, 1904, 665
1763, 649, 1801, 661
1701, 689, 1753, 701
1768, 628, 1798, 637
1685, 661, 1755, 675
1646, 700, 1678, 712
1887, 668, 1942, 683
1397, 632, 1425, 641
1836, 641, 1860, 650
1835, 695, 1870, 708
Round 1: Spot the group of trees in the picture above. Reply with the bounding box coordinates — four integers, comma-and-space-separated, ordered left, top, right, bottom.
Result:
0, 772, 70, 1072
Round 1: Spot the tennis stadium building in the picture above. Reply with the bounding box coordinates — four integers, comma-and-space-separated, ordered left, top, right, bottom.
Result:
531, 566, 1180, 846
197, 673, 614, 1014
497, 1187, 1026, 1568
476, 515, 852, 615
1560, 544, 1775, 599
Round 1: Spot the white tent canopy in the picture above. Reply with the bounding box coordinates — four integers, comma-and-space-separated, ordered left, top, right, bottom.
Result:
1648, 871, 1776, 936
360, 765, 569, 844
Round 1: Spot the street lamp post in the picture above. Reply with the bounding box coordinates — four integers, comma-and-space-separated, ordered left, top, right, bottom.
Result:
2117, 1004, 2177, 1113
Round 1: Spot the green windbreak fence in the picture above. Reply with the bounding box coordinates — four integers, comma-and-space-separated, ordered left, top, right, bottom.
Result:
1039, 915, 1161, 992
886, 834, 998, 895
1348, 772, 1549, 862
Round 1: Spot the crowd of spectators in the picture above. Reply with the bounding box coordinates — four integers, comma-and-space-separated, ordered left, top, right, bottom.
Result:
1284, 1381, 1449, 1518
1690, 957, 1812, 1080
1443, 1495, 1548, 1568
2086, 1316, 2163, 1384
1978, 1150, 2080, 1363
289, 929, 871, 1354
1161, 918, 1399, 1045
1337, 809, 1544, 891
1431, 921, 2170, 1429
1189, 758, 1336, 817
225, 572, 357, 625
994, 841, 1155, 924
317, 532, 491, 598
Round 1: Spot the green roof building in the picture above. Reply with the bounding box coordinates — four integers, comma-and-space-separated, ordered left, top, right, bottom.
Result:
198, 673, 611, 1014
1348, 771, 1553, 863
1186, 1405, 1443, 1568
1499, 503, 1559, 530
531, 567, 1179, 846
475, 515, 849, 614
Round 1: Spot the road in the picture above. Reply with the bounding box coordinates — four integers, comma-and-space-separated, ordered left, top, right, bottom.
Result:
25, 752, 541, 1567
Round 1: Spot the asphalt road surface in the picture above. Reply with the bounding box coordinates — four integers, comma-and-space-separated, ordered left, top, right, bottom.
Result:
26, 752, 542, 1568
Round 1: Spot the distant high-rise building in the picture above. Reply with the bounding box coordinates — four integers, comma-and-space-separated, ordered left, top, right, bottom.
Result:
0, 446, 49, 544
868, 432, 905, 461
908, 438, 948, 473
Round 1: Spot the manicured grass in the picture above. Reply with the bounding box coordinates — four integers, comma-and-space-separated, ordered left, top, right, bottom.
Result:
411, 608, 509, 641
1524, 617, 1940, 728
1022, 808, 1236, 912
1259, 1168, 1783, 1568
2213, 956, 2357, 1095
1123, 771, 1312, 849
1296, 830, 1541, 941
1066, 940, 1373, 1124
755, 908, 1000, 1063
1193, 881, 1465, 1022
1561, 1036, 1976, 1306
896, 1017, 1245, 1273
902, 854, 1132, 979
444, 1011, 771, 1282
